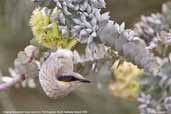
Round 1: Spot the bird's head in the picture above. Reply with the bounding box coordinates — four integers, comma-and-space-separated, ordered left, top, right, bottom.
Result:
51, 49, 73, 59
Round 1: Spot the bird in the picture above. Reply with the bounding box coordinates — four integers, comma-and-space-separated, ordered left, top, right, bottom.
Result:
39, 49, 91, 99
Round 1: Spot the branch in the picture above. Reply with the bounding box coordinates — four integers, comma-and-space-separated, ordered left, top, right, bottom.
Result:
0, 74, 25, 91
98, 22, 161, 76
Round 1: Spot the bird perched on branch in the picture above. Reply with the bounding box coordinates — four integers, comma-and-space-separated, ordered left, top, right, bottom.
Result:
39, 49, 90, 99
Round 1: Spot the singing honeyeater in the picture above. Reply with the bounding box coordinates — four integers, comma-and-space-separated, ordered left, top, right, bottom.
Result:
39, 49, 90, 99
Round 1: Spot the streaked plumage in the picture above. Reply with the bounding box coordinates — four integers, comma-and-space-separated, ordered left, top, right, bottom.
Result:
39, 49, 90, 99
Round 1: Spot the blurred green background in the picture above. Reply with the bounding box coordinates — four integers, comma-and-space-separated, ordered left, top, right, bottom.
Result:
0, 0, 169, 114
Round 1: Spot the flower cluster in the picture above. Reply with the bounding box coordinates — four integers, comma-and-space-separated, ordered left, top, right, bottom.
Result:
30, 7, 77, 49
134, 2, 171, 58
138, 93, 165, 114
31, 0, 111, 49
134, 13, 169, 45
109, 60, 143, 100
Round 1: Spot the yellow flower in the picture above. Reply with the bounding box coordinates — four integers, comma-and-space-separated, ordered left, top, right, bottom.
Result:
109, 80, 140, 100
111, 60, 143, 79
109, 60, 143, 100
30, 8, 77, 49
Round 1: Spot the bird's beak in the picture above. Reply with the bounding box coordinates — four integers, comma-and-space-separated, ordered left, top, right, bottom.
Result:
77, 78, 91, 83
71, 72, 91, 83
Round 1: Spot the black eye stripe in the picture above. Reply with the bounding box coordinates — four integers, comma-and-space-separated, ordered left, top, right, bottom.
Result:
56, 75, 91, 83
57, 75, 78, 82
